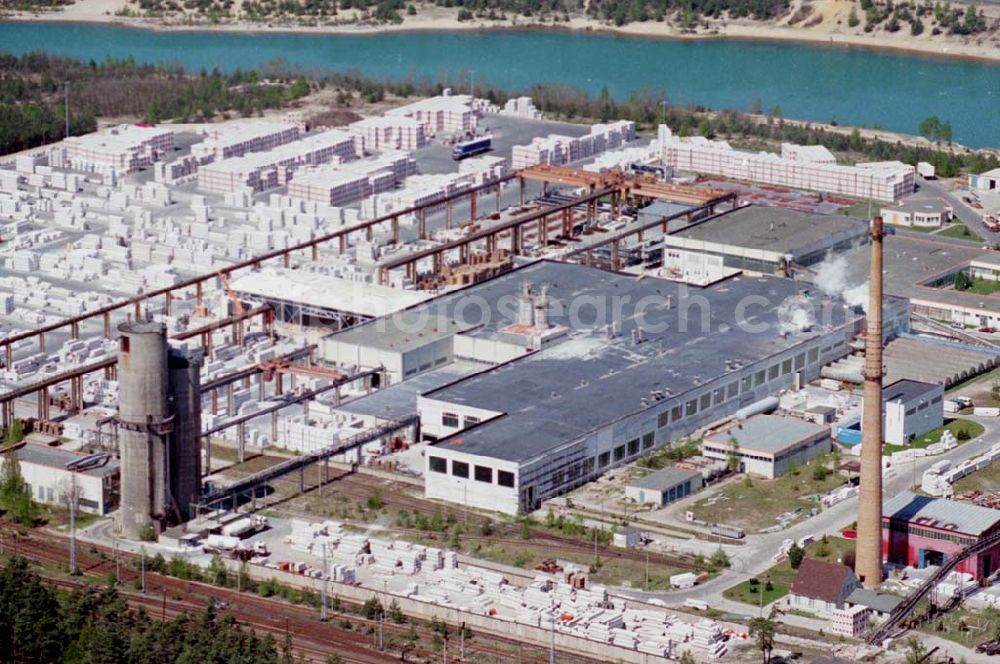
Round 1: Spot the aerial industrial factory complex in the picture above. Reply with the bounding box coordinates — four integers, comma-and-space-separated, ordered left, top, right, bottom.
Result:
2, 90, 1000, 662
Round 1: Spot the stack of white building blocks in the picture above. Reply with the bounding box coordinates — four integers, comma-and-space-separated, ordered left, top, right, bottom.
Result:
348, 116, 427, 151
60, 124, 175, 176
656, 125, 915, 200
192, 121, 301, 164
457, 155, 508, 186
385, 94, 479, 136
197, 129, 359, 193
264, 519, 730, 659
511, 120, 637, 169
500, 97, 543, 120
288, 152, 417, 207
584, 144, 660, 173
922, 436, 996, 497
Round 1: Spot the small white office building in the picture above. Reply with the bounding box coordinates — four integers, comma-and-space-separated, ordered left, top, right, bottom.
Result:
880, 199, 951, 229
702, 415, 832, 479
882, 379, 944, 445
3, 443, 120, 515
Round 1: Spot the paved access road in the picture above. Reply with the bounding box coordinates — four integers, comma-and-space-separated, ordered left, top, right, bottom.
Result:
920, 179, 999, 246
628, 415, 1000, 609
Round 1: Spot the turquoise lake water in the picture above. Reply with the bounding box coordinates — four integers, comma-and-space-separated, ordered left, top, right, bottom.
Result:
0, 22, 997, 147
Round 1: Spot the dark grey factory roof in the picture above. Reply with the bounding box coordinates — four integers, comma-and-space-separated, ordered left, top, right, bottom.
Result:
706, 414, 829, 455
327, 314, 469, 354
10, 443, 119, 478
407, 261, 858, 463
669, 206, 868, 255
840, 234, 1000, 313
882, 378, 939, 404
846, 588, 903, 615
883, 491, 1000, 536
627, 467, 701, 491
338, 360, 483, 420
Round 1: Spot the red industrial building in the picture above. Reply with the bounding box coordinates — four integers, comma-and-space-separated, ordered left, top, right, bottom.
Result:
883, 491, 1000, 579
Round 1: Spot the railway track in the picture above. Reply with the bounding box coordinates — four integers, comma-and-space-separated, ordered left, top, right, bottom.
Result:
0, 525, 602, 664
258, 467, 700, 571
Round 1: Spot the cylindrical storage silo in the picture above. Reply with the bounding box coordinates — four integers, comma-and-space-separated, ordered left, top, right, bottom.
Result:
168, 347, 204, 522
116, 321, 171, 539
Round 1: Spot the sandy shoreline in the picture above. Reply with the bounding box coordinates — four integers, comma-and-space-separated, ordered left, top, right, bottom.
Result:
3, 0, 999, 63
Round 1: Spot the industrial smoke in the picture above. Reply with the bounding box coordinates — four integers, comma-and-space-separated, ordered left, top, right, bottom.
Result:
814, 255, 869, 312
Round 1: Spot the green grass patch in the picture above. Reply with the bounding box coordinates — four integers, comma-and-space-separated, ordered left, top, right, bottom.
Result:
688, 456, 844, 532
937, 223, 983, 242
917, 605, 1000, 650
883, 418, 984, 455
954, 460, 1000, 495
962, 276, 1000, 296
722, 536, 856, 607
722, 579, 789, 607
889, 222, 937, 233
838, 198, 893, 219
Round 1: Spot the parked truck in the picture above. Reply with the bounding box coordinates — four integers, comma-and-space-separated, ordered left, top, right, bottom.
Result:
710, 524, 745, 540
452, 135, 492, 160
203, 535, 269, 560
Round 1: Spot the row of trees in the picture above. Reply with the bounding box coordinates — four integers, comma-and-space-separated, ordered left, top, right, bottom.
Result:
855, 0, 990, 36
0, 440, 39, 526
3, 50, 997, 179
0, 556, 286, 664
0, 52, 313, 155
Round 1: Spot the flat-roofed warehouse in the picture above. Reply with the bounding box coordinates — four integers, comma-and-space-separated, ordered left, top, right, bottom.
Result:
625, 467, 703, 506
321, 260, 876, 515
231, 267, 432, 331
656, 206, 870, 277
702, 414, 832, 479
841, 234, 1000, 329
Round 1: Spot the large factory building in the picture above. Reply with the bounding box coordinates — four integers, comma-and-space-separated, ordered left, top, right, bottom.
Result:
321, 261, 886, 515
883, 491, 1000, 579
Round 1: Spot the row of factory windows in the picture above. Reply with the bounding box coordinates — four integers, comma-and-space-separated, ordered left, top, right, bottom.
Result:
25, 483, 99, 510
905, 396, 943, 416
428, 455, 516, 488
883, 520, 977, 546
441, 413, 481, 429
529, 344, 825, 497
404, 356, 449, 379
654, 347, 819, 430
598, 432, 656, 469
703, 444, 773, 463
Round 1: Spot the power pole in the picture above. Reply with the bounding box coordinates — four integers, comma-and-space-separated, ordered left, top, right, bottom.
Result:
68, 476, 78, 576
645, 549, 649, 591
140, 546, 146, 594
549, 610, 555, 664
321, 545, 328, 621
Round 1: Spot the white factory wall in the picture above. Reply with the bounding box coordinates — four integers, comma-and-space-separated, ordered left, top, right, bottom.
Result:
322, 340, 404, 383
884, 385, 945, 446
20, 463, 111, 514
417, 396, 503, 440
453, 334, 530, 365
702, 431, 831, 479
400, 336, 454, 381
424, 446, 521, 515
421, 325, 857, 513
